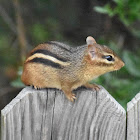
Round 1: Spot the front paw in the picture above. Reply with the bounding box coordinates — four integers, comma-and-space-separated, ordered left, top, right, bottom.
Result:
92, 84, 100, 91
84, 83, 100, 91
66, 93, 77, 102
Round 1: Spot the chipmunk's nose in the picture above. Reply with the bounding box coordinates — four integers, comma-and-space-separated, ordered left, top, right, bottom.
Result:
122, 62, 125, 67
120, 60, 125, 69
118, 60, 125, 69
121, 60, 125, 67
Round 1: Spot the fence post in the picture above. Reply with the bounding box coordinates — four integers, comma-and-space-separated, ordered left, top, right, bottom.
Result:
1, 86, 126, 140
127, 92, 140, 140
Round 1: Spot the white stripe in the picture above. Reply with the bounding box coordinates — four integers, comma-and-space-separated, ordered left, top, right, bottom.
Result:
26, 53, 70, 66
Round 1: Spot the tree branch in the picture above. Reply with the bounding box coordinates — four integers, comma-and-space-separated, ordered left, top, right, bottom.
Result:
0, 5, 17, 34
12, 0, 28, 62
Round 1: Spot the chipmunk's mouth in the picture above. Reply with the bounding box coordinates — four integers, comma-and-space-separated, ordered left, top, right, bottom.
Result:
114, 61, 125, 70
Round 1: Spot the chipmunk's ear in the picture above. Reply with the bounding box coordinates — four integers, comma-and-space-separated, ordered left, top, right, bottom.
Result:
86, 36, 96, 45
87, 46, 97, 60
86, 36, 97, 59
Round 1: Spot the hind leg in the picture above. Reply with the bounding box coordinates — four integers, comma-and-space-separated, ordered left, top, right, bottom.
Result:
31, 85, 42, 90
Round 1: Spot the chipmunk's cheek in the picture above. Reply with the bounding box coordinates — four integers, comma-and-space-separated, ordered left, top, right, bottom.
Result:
114, 65, 119, 71
114, 65, 120, 70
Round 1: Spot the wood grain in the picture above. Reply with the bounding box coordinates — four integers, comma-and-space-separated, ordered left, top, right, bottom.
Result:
1, 86, 126, 140
127, 92, 140, 140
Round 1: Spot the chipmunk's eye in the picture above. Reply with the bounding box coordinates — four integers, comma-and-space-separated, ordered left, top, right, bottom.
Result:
104, 55, 114, 61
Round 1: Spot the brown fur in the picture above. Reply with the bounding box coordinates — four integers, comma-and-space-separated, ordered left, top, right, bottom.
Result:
21, 37, 124, 102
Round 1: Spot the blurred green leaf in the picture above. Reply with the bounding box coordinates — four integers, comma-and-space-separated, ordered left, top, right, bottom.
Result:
31, 23, 50, 42
113, 0, 122, 4
123, 50, 140, 77
30, 18, 63, 44
131, 28, 140, 38
94, 0, 140, 31
94, 5, 115, 17
131, 80, 140, 95
94, 6, 110, 14
11, 66, 24, 88
0, 35, 17, 66
11, 77, 25, 88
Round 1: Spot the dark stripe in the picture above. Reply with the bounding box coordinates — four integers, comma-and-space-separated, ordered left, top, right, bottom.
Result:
29, 58, 63, 69
96, 62, 114, 67
31, 49, 68, 62
46, 41, 71, 52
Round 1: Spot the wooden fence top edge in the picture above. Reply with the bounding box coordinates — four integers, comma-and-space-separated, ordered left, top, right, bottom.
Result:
1, 86, 126, 116
100, 87, 126, 114
1, 87, 32, 115
127, 92, 140, 111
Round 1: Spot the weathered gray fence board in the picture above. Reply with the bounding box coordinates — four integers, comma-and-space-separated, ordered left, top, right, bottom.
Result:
1, 86, 126, 140
127, 92, 140, 140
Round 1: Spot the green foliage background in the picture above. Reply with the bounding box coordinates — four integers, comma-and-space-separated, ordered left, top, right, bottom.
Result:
94, 0, 140, 108
0, 0, 140, 109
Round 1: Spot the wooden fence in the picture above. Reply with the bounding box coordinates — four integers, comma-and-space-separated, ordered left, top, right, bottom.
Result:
0, 86, 139, 140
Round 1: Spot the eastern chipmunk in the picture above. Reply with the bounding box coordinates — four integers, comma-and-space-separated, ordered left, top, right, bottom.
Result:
21, 36, 124, 101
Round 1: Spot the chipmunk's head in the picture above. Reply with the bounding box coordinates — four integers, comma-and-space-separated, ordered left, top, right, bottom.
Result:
85, 36, 124, 75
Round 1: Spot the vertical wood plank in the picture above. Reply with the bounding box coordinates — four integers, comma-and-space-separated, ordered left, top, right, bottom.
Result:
127, 92, 140, 140
1, 86, 126, 140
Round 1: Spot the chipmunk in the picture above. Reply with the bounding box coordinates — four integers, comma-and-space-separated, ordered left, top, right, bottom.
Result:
21, 36, 124, 101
